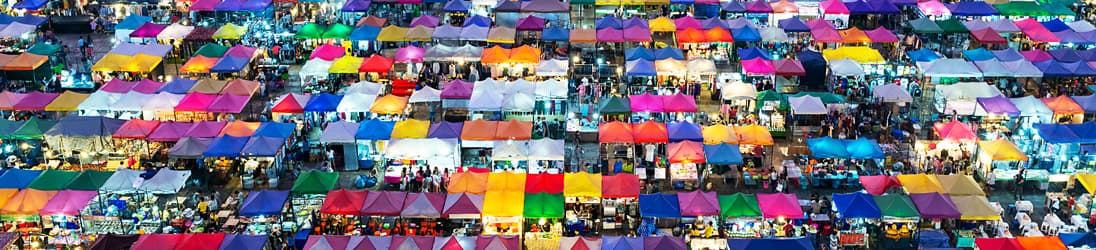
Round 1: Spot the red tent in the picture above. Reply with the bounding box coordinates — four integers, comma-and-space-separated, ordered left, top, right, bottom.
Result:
676, 28, 706, 43
525, 173, 564, 193
321, 189, 368, 215
359, 54, 394, 73
598, 122, 633, 143
131, 234, 183, 250
858, 175, 900, 195
602, 173, 640, 198
970, 28, 1007, 44
975, 238, 1023, 250
271, 93, 310, 113
632, 120, 668, 143
112, 120, 161, 139
175, 233, 226, 250
667, 141, 706, 163
704, 27, 733, 42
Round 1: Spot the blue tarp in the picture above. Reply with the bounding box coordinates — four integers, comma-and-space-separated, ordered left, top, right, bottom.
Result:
0, 169, 42, 189
1035, 123, 1081, 144
1059, 232, 1096, 247
777, 18, 811, 32
220, 234, 268, 250
595, 16, 623, 29
0, 14, 13, 25
832, 192, 882, 218
962, 48, 995, 61
209, 56, 252, 73
703, 143, 744, 165
625, 48, 654, 61
727, 238, 813, 250
463, 15, 492, 28
349, 25, 381, 40
807, 137, 849, 159
667, 122, 703, 142
542, 27, 569, 41
992, 48, 1025, 62
738, 47, 771, 60
731, 27, 761, 42
639, 193, 681, 218
603, 237, 643, 250
303, 93, 343, 112
654, 48, 685, 60
241, 136, 286, 157
254, 122, 295, 138
356, 119, 395, 140
625, 59, 657, 77
117, 15, 153, 30
203, 136, 250, 157
161, 79, 198, 94
239, 190, 290, 216
907, 48, 942, 62
15, 15, 46, 26
443, 0, 469, 12
12, 0, 47, 10
845, 138, 885, 159
45, 115, 126, 137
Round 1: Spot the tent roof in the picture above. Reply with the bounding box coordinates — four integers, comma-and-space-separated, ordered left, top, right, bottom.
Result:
601, 173, 640, 198
949, 195, 1000, 220
27, 170, 78, 190
639, 193, 681, 218
401, 192, 445, 218
873, 195, 921, 218
832, 192, 881, 218
321, 189, 367, 215
756, 193, 804, 219
239, 190, 290, 216
718, 193, 761, 218
909, 192, 961, 219
897, 174, 945, 193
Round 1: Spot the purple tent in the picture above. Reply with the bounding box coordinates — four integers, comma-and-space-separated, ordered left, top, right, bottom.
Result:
976, 95, 1021, 116
459, 25, 489, 41
149, 122, 195, 142
441, 80, 473, 99
676, 190, 720, 216
361, 191, 407, 216
1035, 60, 1073, 77
596, 16, 623, 29
189, 0, 221, 11
778, 17, 810, 32
946, 1, 997, 16
410, 15, 439, 28
433, 24, 461, 40
401, 193, 446, 218
1051, 48, 1084, 62
206, 94, 251, 113
520, 0, 568, 12
844, 0, 873, 14
213, 0, 243, 10
1073, 95, 1096, 112
45, 115, 125, 137
1065, 61, 1096, 76
1054, 30, 1089, 44
909, 193, 961, 219
667, 121, 703, 142
341, 0, 370, 12
604, 237, 643, 250
494, 0, 520, 11
701, 18, 729, 30
745, 0, 773, 13
241, 136, 285, 157
721, 1, 747, 12
464, 15, 492, 28
869, 0, 901, 13
443, 193, 484, 216
988, 19, 1021, 33
129, 23, 167, 38
395, 45, 425, 63
443, 0, 468, 12
219, 234, 268, 250
643, 236, 687, 250
184, 121, 227, 138
618, 17, 645, 30
991, 48, 1025, 62
428, 121, 464, 138
623, 26, 651, 42
516, 16, 545, 31
596, 28, 624, 42
392, 236, 435, 250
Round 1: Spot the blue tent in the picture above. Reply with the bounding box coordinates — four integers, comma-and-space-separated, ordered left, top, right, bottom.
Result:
0, 14, 13, 25
868, 0, 901, 13
1052, 49, 1084, 63
1066, 122, 1096, 143
254, 122, 295, 138
947, 2, 997, 16
241, 136, 286, 157
625, 59, 657, 77
14, 15, 46, 26
45, 115, 126, 137
1034, 60, 1073, 77
595, 16, 623, 29
12, 0, 46, 9
117, 15, 152, 30
737, 47, 771, 60
443, 0, 469, 12
239, 190, 290, 216
731, 27, 761, 42
1059, 232, 1096, 247
209, 56, 251, 73
728, 238, 812, 250
463, 15, 492, 28
161, 79, 198, 94
350, 25, 381, 41
962, 48, 995, 61
1041, 19, 1072, 32
777, 17, 811, 32
603, 236, 644, 250
203, 136, 250, 157
0, 169, 42, 189
907, 48, 942, 62
356, 119, 395, 140
832, 192, 882, 218
703, 143, 743, 165
845, 138, 885, 159
219, 234, 269, 250
303, 93, 343, 112
667, 122, 703, 142
721, 1, 746, 12
639, 194, 681, 218
1035, 123, 1081, 144
542, 28, 569, 41
625, 48, 654, 61
992, 48, 1025, 62
654, 48, 685, 60
807, 137, 849, 159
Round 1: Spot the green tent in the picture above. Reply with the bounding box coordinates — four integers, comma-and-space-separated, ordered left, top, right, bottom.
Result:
791, 92, 846, 104
66, 170, 115, 190
756, 90, 788, 111
873, 195, 921, 218
0, 119, 25, 138
935, 19, 968, 34
598, 96, 632, 114
322, 23, 354, 39
993, 2, 1051, 16
26, 43, 61, 56
1042, 3, 1075, 16
27, 170, 80, 190
908, 18, 943, 34
571, 0, 593, 4
193, 44, 230, 58
295, 23, 326, 39
8, 118, 56, 140
523, 192, 564, 218
718, 193, 761, 219
291, 170, 339, 194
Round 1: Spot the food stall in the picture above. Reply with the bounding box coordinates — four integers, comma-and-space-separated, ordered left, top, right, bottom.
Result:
600, 173, 639, 235
677, 190, 723, 249
359, 191, 407, 236
399, 192, 446, 236
872, 195, 921, 249
755, 193, 806, 238
482, 172, 525, 236
832, 192, 881, 249
318, 189, 367, 235
235, 190, 290, 235
719, 193, 763, 239
289, 170, 339, 231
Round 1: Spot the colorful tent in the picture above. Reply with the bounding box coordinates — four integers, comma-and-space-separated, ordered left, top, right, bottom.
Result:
873, 195, 920, 218
974, 238, 1023, 250
756, 193, 804, 219
718, 193, 761, 218
1017, 236, 1068, 250
0, 189, 55, 214
523, 192, 564, 218
978, 139, 1028, 161
909, 192, 961, 219
27, 170, 79, 190
832, 192, 881, 218
131, 234, 183, 250
933, 120, 978, 141
639, 193, 681, 218
896, 174, 945, 193
443, 192, 484, 217
668, 140, 705, 163
320, 189, 367, 215
949, 195, 1000, 220
563, 172, 601, 197
677, 190, 720, 216
447, 171, 488, 194
401, 192, 445, 218
361, 191, 407, 216
736, 124, 774, 145
601, 174, 640, 198
290, 170, 339, 194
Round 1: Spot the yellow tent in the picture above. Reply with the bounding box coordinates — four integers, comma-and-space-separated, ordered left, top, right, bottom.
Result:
648, 17, 676, 32
0, 189, 56, 215
44, 91, 90, 111
390, 119, 430, 139
595, 0, 621, 5
190, 79, 228, 94
123, 54, 163, 73
896, 174, 945, 194
822, 47, 886, 64
447, 171, 488, 194
702, 124, 739, 144
370, 95, 408, 115
487, 172, 526, 193
0, 189, 17, 209
1078, 174, 1096, 194
212, 23, 247, 39
482, 190, 524, 217
735, 125, 774, 146
932, 175, 985, 196
405, 26, 434, 42
90, 53, 129, 72
564, 172, 602, 198
978, 139, 1028, 161
949, 195, 1001, 220
377, 25, 409, 42
329, 56, 364, 74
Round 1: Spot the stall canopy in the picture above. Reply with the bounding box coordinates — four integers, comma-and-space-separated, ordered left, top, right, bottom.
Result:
727, 238, 813, 250
1058, 233, 1096, 248
756, 193, 804, 219
974, 238, 1023, 250
677, 190, 720, 216
932, 120, 977, 141
909, 192, 961, 219
1016, 236, 1067, 250
859, 175, 899, 195
873, 195, 921, 218
401, 192, 445, 218
563, 172, 601, 197
361, 191, 408, 216
238, 190, 290, 216
832, 192, 881, 218
523, 192, 564, 218
27, 170, 79, 190
66, 170, 114, 190
601, 173, 639, 198
704, 143, 744, 165
718, 193, 761, 218
443, 192, 484, 217
140, 169, 191, 193
0, 169, 41, 189
639, 193, 681, 218
0, 189, 55, 214
949, 195, 1000, 220
291, 170, 339, 194
320, 189, 367, 215
978, 139, 1029, 161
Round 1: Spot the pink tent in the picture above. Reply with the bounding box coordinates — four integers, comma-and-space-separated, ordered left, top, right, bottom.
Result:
859, 175, 900, 195
188, 0, 221, 11
629, 93, 664, 112
475, 236, 519, 250
224, 45, 258, 58
673, 16, 701, 30
101, 79, 137, 93
933, 121, 977, 141
1014, 18, 1061, 43
113, 120, 161, 139
130, 23, 168, 38
183, 121, 227, 138
410, 15, 440, 28
741, 58, 775, 75
206, 94, 251, 113
756, 193, 804, 219
395, 45, 425, 63
309, 44, 346, 61
596, 28, 624, 42
147, 122, 194, 142
40, 190, 97, 215
917, 0, 950, 16
806, 20, 841, 43
0, 91, 27, 110
662, 93, 697, 112
12, 92, 59, 111
774, 59, 806, 76
303, 235, 352, 250
174, 93, 218, 112
131, 234, 183, 250
622, 26, 651, 42
677, 190, 719, 216
132, 79, 165, 94
820, 0, 849, 14
1020, 50, 1053, 62
865, 27, 899, 43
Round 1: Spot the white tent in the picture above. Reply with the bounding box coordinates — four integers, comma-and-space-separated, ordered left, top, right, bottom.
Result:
115, 29, 135, 43
300, 59, 334, 83
336, 93, 379, 113
502, 92, 535, 112
492, 140, 529, 161
346, 81, 383, 96
0, 23, 35, 39
788, 96, 828, 115
385, 139, 459, 166
686, 59, 717, 75
1000, 60, 1043, 78
722, 82, 757, 100
99, 169, 144, 193
1069, 20, 1096, 32
535, 79, 568, 99
655, 59, 687, 76
140, 169, 192, 193
760, 27, 790, 42
468, 88, 503, 111
455, 44, 484, 61
78, 91, 124, 114
872, 84, 913, 103
113, 92, 155, 112
528, 139, 565, 161
156, 23, 194, 40
937, 82, 1002, 100
409, 86, 442, 103
141, 92, 184, 120
535, 58, 568, 76
829, 59, 865, 76
1010, 96, 1054, 120
972, 59, 1012, 77
505, 79, 536, 96
918, 59, 982, 78
424, 45, 458, 61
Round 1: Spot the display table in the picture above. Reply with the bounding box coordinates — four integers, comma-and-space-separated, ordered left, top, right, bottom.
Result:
690, 238, 727, 250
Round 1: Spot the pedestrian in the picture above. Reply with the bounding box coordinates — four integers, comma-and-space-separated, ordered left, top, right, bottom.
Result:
1014, 169, 1025, 200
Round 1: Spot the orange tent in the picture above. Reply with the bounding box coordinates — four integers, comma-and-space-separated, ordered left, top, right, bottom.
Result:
0, 54, 16, 69
705, 27, 734, 42
736, 124, 774, 145
508, 45, 541, 64
0, 54, 47, 71
461, 119, 499, 140
676, 28, 705, 44
370, 95, 408, 114
0, 189, 57, 215
770, 0, 799, 13
570, 29, 597, 43
486, 172, 526, 192
495, 120, 532, 140
840, 27, 871, 44
633, 120, 668, 143
447, 171, 488, 194
359, 54, 394, 73
599, 122, 633, 143
0, 189, 18, 209
1042, 95, 1084, 114
221, 79, 260, 96
668, 141, 706, 163
481, 46, 511, 64
180, 55, 219, 74
219, 121, 261, 137
1016, 236, 1066, 250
